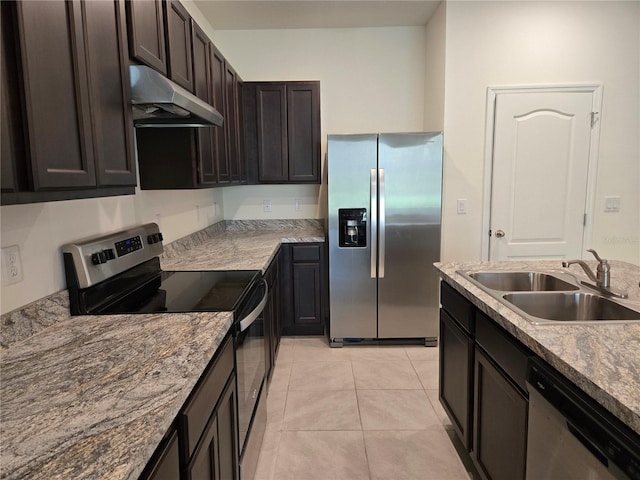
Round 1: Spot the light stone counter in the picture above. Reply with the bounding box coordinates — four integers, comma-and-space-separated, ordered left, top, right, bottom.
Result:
0, 220, 325, 480
435, 260, 640, 435
0, 310, 233, 480
160, 219, 325, 272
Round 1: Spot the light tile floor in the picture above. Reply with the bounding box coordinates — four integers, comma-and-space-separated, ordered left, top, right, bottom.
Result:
255, 336, 480, 480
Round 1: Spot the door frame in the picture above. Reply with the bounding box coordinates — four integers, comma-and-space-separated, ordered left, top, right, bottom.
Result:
481, 84, 603, 260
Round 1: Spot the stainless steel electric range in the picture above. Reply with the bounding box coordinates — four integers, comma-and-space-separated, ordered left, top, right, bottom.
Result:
62, 223, 267, 479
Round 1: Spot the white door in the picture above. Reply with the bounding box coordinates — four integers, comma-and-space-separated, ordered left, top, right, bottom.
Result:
489, 89, 599, 260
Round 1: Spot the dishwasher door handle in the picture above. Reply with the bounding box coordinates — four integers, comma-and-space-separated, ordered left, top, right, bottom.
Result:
566, 420, 609, 467
239, 280, 268, 332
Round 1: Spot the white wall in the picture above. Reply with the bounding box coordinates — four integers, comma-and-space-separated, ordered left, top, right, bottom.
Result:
211, 25, 428, 219
442, 0, 640, 264
424, 2, 446, 132
1, 176, 224, 315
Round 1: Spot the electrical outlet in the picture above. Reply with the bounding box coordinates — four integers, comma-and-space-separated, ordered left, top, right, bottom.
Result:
457, 198, 468, 215
295, 198, 303, 211
263, 199, 272, 212
2, 245, 24, 286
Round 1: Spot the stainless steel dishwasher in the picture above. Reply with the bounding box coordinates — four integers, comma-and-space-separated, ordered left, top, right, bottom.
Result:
526, 358, 640, 480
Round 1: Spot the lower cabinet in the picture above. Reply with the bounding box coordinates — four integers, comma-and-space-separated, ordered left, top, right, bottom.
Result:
281, 243, 326, 336
439, 309, 474, 451
439, 281, 529, 480
473, 349, 528, 480
141, 430, 180, 480
141, 334, 239, 480
264, 250, 282, 382
187, 377, 238, 480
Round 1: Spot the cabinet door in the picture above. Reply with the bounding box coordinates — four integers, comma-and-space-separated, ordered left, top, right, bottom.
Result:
188, 377, 238, 480
473, 349, 527, 480
17, 0, 96, 190
191, 21, 216, 185
125, 0, 167, 74
84, 0, 136, 187
256, 84, 288, 182
165, 0, 193, 92
287, 82, 320, 183
293, 263, 322, 327
1, 10, 20, 193
235, 76, 246, 183
439, 310, 474, 451
211, 46, 229, 183
225, 63, 241, 182
142, 430, 180, 480
217, 378, 239, 480
1, 77, 16, 192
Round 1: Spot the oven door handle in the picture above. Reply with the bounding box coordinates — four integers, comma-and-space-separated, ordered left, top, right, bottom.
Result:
239, 280, 269, 332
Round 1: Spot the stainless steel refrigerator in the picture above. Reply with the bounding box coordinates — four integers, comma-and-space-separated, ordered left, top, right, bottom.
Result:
327, 133, 443, 346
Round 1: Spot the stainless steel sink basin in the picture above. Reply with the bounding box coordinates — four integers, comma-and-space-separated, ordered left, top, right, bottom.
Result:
467, 271, 579, 292
503, 292, 640, 322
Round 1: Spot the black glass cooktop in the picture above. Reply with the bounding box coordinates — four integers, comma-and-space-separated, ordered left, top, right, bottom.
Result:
95, 269, 261, 314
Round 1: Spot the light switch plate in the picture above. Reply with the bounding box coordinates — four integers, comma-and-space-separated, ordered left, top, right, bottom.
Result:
263, 199, 272, 212
457, 198, 468, 215
604, 196, 620, 212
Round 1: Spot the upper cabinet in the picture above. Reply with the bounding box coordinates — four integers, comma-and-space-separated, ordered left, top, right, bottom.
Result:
134, 4, 246, 189
244, 81, 321, 184
125, 0, 167, 74
126, 0, 195, 92
164, 0, 193, 92
1, 0, 136, 205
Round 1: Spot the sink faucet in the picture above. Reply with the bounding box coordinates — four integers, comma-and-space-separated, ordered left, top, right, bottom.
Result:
562, 249, 610, 288
562, 249, 627, 298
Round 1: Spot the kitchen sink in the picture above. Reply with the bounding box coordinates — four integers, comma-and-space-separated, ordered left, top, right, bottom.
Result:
503, 292, 640, 322
467, 271, 578, 292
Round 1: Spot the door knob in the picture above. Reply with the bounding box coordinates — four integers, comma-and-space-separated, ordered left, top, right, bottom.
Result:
495, 229, 505, 238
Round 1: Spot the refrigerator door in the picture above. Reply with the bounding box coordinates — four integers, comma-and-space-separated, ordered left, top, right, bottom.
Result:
328, 134, 378, 340
377, 133, 442, 339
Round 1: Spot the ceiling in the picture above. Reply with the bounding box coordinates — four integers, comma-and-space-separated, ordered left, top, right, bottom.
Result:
193, 1, 442, 30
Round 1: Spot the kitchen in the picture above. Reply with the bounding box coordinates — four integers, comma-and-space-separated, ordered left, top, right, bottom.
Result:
1, 0, 639, 479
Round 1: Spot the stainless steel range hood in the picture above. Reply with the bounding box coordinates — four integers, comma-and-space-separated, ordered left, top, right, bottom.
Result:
129, 65, 223, 127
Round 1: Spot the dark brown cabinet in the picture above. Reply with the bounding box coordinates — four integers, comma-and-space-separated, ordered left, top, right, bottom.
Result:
211, 45, 228, 184
473, 311, 529, 480
229, 70, 245, 183
438, 281, 530, 480
134, 7, 246, 190
191, 21, 216, 185
264, 250, 282, 382
140, 430, 180, 480
244, 81, 321, 184
281, 243, 326, 336
181, 335, 239, 480
127, 0, 193, 92
439, 306, 474, 451
473, 349, 528, 480
1, 0, 136, 205
187, 377, 238, 480
126, 0, 167, 74
164, 0, 193, 92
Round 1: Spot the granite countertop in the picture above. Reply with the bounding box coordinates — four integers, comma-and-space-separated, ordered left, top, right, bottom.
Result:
0, 220, 325, 480
435, 259, 640, 435
160, 221, 325, 272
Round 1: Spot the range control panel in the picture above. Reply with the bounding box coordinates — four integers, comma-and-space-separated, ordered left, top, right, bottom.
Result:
115, 235, 144, 257
62, 223, 164, 289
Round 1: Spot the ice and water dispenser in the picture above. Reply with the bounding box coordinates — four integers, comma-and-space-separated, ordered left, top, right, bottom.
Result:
338, 208, 367, 247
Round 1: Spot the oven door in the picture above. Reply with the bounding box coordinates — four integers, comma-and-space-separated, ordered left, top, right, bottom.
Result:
235, 279, 268, 460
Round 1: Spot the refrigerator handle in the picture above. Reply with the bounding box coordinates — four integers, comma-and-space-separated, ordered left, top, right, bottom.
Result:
370, 168, 377, 278
379, 168, 386, 278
